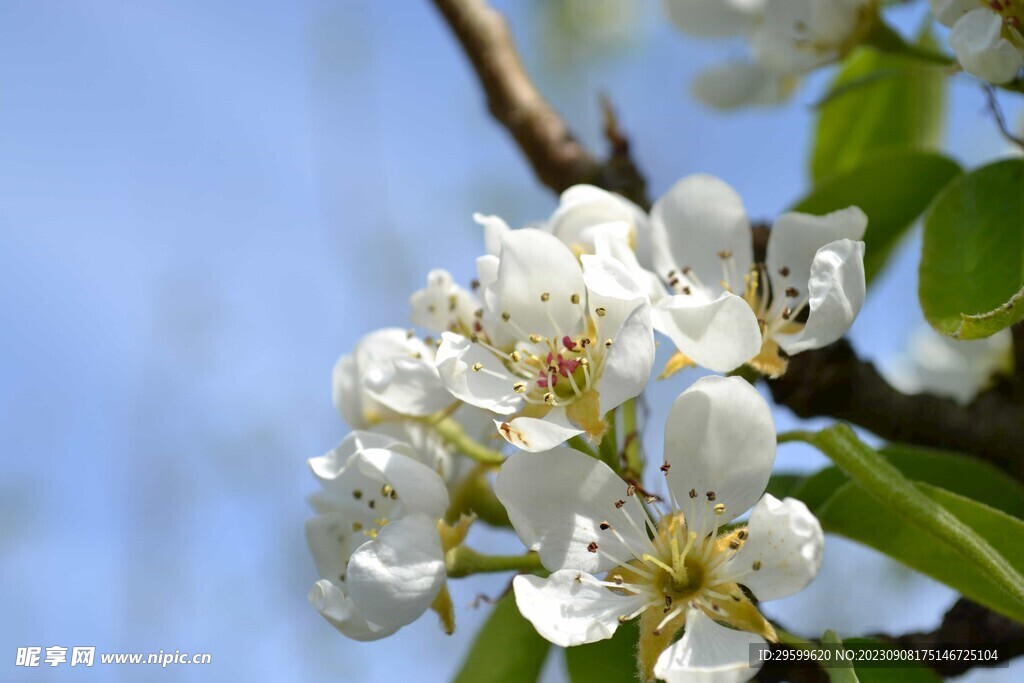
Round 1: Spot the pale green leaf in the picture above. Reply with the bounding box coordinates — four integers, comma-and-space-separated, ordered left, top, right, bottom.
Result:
564, 619, 639, 683
920, 158, 1024, 339
792, 152, 960, 282
453, 593, 550, 683
811, 42, 945, 183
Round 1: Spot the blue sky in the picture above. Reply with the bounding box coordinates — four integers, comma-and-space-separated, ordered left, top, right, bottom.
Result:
0, 1, 1020, 681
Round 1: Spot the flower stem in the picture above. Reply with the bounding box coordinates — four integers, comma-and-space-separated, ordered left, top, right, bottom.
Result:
445, 545, 544, 578
429, 417, 506, 466
568, 434, 598, 458
621, 398, 642, 477
445, 463, 510, 527
598, 408, 621, 474
774, 627, 816, 651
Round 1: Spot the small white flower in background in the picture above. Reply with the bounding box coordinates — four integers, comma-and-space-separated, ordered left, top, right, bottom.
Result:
930, 0, 1024, 84
882, 324, 1013, 405
665, 0, 876, 108
306, 431, 455, 641
410, 269, 482, 338
495, 376, 824, 682
333, 327, 482, 481
436, 227, 655, 452
650, 173, 867, 377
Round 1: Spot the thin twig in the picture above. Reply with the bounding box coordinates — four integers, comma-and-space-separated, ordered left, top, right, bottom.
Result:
430, 0, 649, 207
984, 85, 1024, 151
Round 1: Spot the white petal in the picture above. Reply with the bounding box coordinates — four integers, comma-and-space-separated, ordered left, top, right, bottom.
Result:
663, 0, 764, 38
306, 513, 370, 584
308, 430, 414, 484
475, 212, 512, 256
495, 448, 653, 573
354, 447, 450, 519
949, 9, 1024, 84
692, 61, 791, 110
436, 332, 521, 414
723, 495, 824, 602
929, 0, 983, 27
752, 0, 868, 74
882, 325, 1014, 406
599, 304, 655, 414
491, 228, 586, 340
346, 514, 446, 630
548, 185, 648, 256
581, 253, 653, 363
766, 207, 866, 319
476, 254, 500, 291
650, 174, 753, 296
368, 420, 465, 483
513, 571, 649, 647
494, 409, 584, 453
663, 376, 775, 526
774, 239, 866, 355
592, 229, 667, 304
653, 292, 763, 373
332, 353, 367, 427
308, 579, 399, 641
654, 609, 765, 683
344, 328, 453, 418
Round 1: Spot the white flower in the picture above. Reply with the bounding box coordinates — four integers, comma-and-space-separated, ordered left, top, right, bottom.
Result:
333, 327, 483, 481
334, 327, 454, 423
410, 269, 481, 338
436, 227, 655, 452
306, 431, 451, 641
666, 0, 875, 108
882, 324, 1013, 405
545, 184, 651, 260
650, 174, 867, 377
495, 376, 824, 682
931, 1, 1024, 84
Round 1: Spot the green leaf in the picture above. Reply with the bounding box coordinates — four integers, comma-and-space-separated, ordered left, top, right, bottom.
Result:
811, 42, 945, 184
818, 480, 1024, 624
564, 618, 639, 683
785, 426, 1024, 624
453, 593, 550, 683
792, 151, 961, 282
842, 638, 942, 683
920, 158, 1024, 339
822, 630, 859, 683
787, 443, 1024, 519
764, 472, 806, 500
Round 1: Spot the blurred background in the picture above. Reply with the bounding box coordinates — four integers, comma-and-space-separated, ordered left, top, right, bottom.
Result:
1, 1, 1021, 681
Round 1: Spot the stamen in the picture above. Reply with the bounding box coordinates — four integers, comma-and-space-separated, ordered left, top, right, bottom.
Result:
654, 605, 685, 635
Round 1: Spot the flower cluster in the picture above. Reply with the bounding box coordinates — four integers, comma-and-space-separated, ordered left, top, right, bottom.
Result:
664, 0, 877, 108
306, 179, 865, 681
930, 0, 1024, 83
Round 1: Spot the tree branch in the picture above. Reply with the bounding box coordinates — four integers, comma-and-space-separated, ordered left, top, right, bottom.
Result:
759, 598, 1024, 681
768, 339, 1024, 482
430, 0, 649, 207
884, 598, 1024, 677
